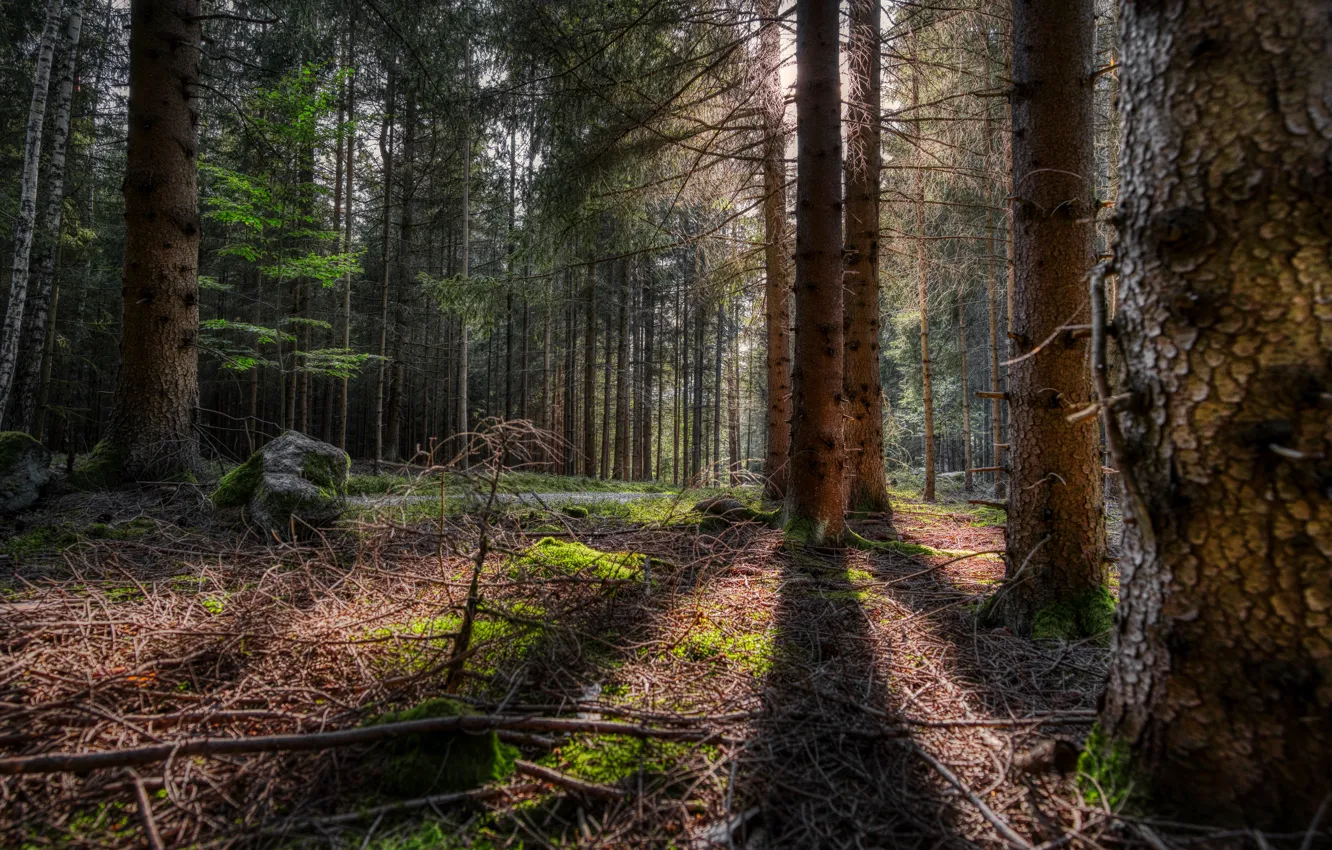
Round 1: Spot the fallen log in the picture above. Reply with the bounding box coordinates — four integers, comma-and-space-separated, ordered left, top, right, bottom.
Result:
0, 714, 712, 776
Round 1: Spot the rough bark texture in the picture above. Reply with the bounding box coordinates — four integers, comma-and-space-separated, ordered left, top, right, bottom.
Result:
12, 0, 84, 434
911, 30, 936, 504
105, 0, 203, 481
1101, 0, 1332, 828
582, 261, 596, 477
758, 0, 792, 500
997, 0, 1105, 635
842, 0, 890, 516
0, 0, 64, 422
784, 0, 845, 544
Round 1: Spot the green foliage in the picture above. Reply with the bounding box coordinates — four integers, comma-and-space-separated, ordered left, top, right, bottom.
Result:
514, 537, 644, 582
364, 698, 518, 796
1077, 724, 1136, 809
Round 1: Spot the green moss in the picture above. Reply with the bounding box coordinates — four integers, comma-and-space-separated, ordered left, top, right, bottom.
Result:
561, 504, 589, 518
1077, 723, 1136, 809
301, 450, 350, 498
0, 431, 43, 470
365, 698, 518, 796
1032, 586, 1116, 641
538, 734, 711, 786
367, 605, 545, 675
211, 452, 263, 508
514, 537, 644, 582
69, 440, 121, 491
2, 526, 75, 558
969, 505, 1007, 527
346, 471, 411, 497
671, 624, 774, 674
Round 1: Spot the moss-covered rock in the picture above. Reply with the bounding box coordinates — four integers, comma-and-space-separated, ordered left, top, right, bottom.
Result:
365, 698, 518, 796
210, 431, 349, 537
0, 431, 51, 513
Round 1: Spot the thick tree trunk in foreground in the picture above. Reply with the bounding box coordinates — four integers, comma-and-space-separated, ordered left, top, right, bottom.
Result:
13, 0, 85, 434
1097, 0, 1332, 827
995, 0, 1104, 636
105, 0, 203, 481
0, 0, 64, 422
783, 0, 845, 544
758, 0, 792, 500
911, 30, 936, 504
842, 0, 890, 515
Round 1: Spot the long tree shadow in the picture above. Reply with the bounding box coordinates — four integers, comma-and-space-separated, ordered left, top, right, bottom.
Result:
732, 542, 965, 849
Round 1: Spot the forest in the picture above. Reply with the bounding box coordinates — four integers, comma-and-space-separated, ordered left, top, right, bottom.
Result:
0, 0, 1328, 847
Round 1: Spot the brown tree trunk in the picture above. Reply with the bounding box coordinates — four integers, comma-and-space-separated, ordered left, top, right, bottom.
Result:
957, 284, 972, 492
338, 27, 355, 451
911, 30, 936, 504
614, 259, 630, 479
104, 0, 203, 481
1097, 0, 1332, 827
784, 0, 845, 544
842, 0, 890, 515
582, 260, 596, 477
993, 0, 1105, 636
374, 73, 395, 472
758, 0, 792, 500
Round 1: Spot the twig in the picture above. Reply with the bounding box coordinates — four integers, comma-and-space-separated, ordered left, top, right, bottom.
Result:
915, 745, 1035, 849
0, 715, 713, 775
516, 759, 623, 799
263, 784, 540, 832
1090, 263, 1154, 552
132, 775, 165, 850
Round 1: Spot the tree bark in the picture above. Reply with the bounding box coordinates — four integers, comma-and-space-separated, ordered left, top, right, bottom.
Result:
784, 0, 845, 544
993, 0, 1105, 636
375, 71, 395, 472
0, 0, 65, 422
12, 0, 85, 434
842, 0, 890, 515
582, 260, 596, 477
614, 259, 630, 479
1099, 0, 1332, 827
758, 0, 792, 500
104, 0, 203, 480
911, 29, 936, 504
957, 284, 972, 492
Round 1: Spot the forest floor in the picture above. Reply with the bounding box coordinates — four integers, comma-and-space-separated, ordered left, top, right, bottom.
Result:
0, 460, 1196, 850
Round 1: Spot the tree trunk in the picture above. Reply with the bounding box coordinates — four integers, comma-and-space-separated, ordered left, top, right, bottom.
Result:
456, 45, 471, 470
912, 30, 936, 504
339, 35, 355, 451
784, 0, 845, 544
104, 0, 203, 481
641, 271, 654, 480
375, 73, 395, 472
712, 301, 723, 485
1096, 0, 1332, 828
995, 0, 1105, 637
842, 0, 890, 515
758, 0, 792, 500
12, 0, 85, 434
957, 284, 973, 492
582, 260, 596, 477
0, 0, 65, 422
614, 259, 630, 480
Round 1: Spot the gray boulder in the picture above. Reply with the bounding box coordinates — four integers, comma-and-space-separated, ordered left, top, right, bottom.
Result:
0, 431, 52, 514
211, 432, 349, 536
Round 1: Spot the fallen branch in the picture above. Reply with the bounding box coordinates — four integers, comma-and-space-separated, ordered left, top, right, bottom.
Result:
132, 776, 165, 850
516, 759, 622, 799
915, 745, 1035, 850
0, 715, 712, 776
